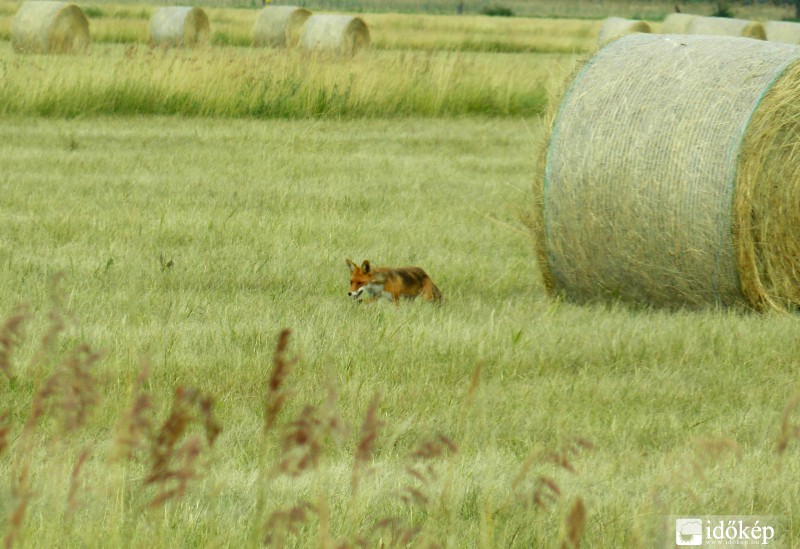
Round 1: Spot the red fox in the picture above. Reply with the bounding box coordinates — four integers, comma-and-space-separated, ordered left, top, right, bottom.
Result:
346, 259, 442, 304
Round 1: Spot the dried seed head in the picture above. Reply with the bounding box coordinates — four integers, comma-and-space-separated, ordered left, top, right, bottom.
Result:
560, 497, 587, 549
0, 306, 30, 379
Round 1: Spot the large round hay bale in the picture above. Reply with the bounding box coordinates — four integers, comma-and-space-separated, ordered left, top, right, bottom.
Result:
299, 14, 370, 54
660, 13, 698, 34
150, 6, 210, 48
535, 34, 800, 311
765, 20, 800, 44
253, 5, 311, 48
688, 16, 766, 39
597, 17, 651, 46
12, 1, 89, 54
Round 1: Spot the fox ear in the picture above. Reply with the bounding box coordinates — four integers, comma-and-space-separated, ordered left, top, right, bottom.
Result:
346, 259, 357, 273
361, 260, 370, 273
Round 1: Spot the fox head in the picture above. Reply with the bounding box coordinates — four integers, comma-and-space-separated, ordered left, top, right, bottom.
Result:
346, 259, 386, 301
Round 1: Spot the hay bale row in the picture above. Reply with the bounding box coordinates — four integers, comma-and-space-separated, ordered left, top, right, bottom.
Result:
12, 1, 370, 54
687, 16, 766, 40
597, 17, 651, 46
254, 7, 369, 53
11, 1, 211, 52
657, 14, 800, 44
658, 14, 766, 40
12, 1, 89, 54
536, 33, 800, 311
606, 13, 767, 44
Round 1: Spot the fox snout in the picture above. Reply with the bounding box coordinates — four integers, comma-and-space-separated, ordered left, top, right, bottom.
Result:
348, 288, 364, 299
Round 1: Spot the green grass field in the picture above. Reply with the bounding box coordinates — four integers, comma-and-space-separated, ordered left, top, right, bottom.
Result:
1, 2, 800, 547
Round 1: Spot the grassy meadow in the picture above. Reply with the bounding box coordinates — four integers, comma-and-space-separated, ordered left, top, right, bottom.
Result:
0, 42, 559, 118
1, 2, 800, 548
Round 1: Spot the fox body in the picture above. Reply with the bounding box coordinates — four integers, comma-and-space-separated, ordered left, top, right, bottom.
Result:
346, 259, 442, 303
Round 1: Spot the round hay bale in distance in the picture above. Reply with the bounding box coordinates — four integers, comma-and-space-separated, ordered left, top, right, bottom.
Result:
688, 16, 766, 39
150, 6, 210, 48
299, 14, 370, 54
765, 20, 800, 44
597, 17, 651, 46
12, 1, 89, 54
253, 5, 311, 48
535, 34, 800, 311
660, 13, 698, 34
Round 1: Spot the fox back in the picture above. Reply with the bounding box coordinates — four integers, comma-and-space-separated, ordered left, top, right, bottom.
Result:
346, 259, 441, 303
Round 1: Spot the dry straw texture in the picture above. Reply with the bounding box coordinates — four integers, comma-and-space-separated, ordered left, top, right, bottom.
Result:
765, 20, 800, 44
596, 17, 651, 46
149, 6, 210, 48
12, 1, 89, 54
252, 5, 311, 48
535, 34, 800, 311
688, 16, 766, 39
299, 14, 370, 54
660, 13, 698, 34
